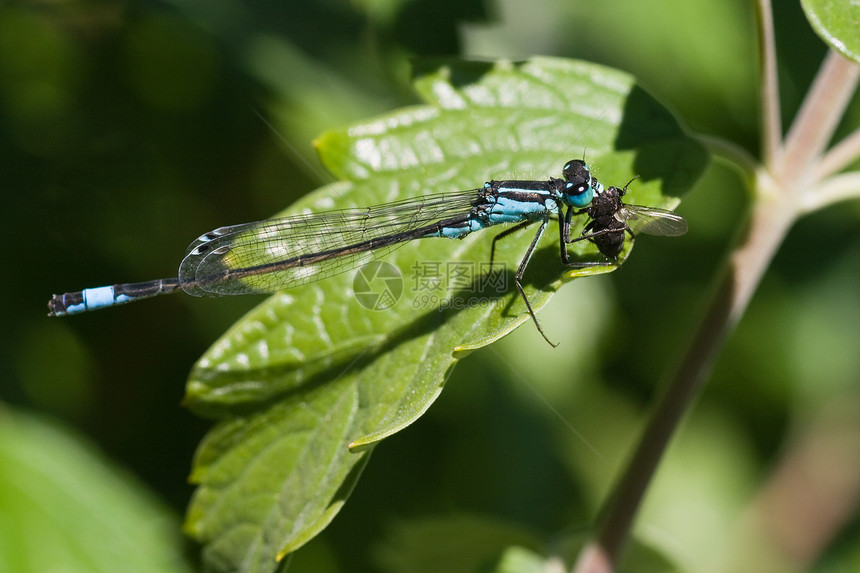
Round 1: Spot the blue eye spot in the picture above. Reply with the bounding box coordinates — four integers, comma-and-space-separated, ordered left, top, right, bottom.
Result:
565, 181, 593, 208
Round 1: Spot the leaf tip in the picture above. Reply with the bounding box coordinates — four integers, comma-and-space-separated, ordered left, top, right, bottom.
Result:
451, 345, 477, 358
347, 437, 379, 452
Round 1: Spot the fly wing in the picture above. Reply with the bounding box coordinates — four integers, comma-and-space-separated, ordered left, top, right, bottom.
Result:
178, 190, 481, 296
619, 204, 688, 237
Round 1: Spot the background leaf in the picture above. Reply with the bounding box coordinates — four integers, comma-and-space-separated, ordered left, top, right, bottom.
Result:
183, 56, 706, 571
0, 410, 191, 573
372, 513, 543, 573
801, 0, 860, 63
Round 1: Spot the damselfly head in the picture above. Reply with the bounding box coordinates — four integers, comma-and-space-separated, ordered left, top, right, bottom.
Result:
562, 159, 589, 182
561, 159, 594, 208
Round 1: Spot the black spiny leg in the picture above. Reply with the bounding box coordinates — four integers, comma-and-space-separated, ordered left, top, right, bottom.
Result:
566, 222, 633, 265
511, 218, 557, 347
489, 220, 533, 267
558, 207, 607, 268
568, 223, 634, 243
487, 218, 556, 345
558, 206, 580, 265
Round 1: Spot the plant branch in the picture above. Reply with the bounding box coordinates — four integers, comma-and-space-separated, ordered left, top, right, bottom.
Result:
799, 170, 860, 214
571, 190, 796, 573
756, 0, 781, 170
817, 126, 860, 180
777, 51, 860, 186
717, 396, 860, 572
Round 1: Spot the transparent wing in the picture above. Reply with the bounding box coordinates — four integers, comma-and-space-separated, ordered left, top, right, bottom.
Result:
178, 189, 482, 296
618, 204, 688, 237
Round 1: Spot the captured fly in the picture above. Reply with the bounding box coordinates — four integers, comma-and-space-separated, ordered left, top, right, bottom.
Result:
567, 174, 688, 259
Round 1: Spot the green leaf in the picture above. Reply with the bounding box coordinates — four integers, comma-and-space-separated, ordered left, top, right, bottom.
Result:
801, 0, 860, 63
183, 56, 707, 571
491, 546, 558, 573
0, 410, 192, 573
618, 537, 687, 573
373, 514, 544, 573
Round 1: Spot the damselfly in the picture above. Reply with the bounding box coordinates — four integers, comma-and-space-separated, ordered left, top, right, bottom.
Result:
47, 160, 687, 344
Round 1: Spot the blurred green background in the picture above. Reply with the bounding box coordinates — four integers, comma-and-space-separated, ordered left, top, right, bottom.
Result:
2, 0, 859, 571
